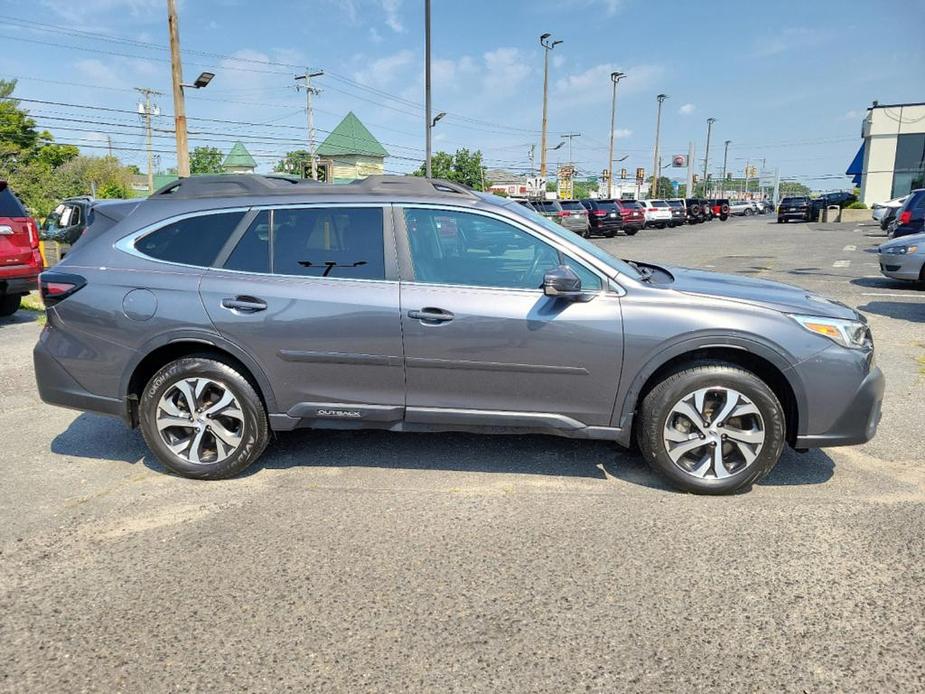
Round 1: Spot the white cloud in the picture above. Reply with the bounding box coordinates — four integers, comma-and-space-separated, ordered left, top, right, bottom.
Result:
842, 110, 861, 120
554, 63, 663, 104
679, 103, 695, 115
483, 48, 531, 92
612, 128, 632, 139
353, 49, 415, 86
382, 0, 404, 32
752, 27, 829, 58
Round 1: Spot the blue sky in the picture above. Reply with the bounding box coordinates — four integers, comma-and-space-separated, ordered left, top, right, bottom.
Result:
2, 0, 924, 190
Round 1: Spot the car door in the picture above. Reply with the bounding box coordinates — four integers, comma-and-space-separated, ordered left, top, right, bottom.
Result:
395, 204, 624, 431
199, 204, 405, 424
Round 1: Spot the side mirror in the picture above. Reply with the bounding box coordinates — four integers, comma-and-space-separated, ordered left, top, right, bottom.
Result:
543, 265, 584, 300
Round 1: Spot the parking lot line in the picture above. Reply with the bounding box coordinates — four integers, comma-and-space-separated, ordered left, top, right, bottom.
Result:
861, 292, 921, 297
843, 245, 857, 251
833, 260, 851, 268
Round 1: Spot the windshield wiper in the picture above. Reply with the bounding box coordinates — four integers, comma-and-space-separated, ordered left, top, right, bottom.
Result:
625, 260, 653, 282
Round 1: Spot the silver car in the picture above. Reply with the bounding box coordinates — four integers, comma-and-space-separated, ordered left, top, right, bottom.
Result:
870, 232, 925, 282
34, 175, 884, 494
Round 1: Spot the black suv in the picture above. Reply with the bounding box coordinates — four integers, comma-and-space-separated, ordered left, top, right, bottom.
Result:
684, 198, 708, 224
891, 188, 925, 239
578, 199, 622, 237
777, 197, 811, 223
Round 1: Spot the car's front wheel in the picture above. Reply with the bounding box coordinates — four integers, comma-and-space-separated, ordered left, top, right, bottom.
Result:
139, 356, 269, 479
636, 362, 786, 494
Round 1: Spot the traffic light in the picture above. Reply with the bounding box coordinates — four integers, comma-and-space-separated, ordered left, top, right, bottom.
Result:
635, 167, 645, 182
620, 168, 627, 179
692, 174, 699, 184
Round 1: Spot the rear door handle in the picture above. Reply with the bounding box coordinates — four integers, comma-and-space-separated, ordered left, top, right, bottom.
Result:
221, 296, 267, 313
408, 307, 454, 323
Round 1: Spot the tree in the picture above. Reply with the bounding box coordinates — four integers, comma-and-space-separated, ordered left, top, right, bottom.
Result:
274, 150, 311, 175
413, 148, 489, 190
53, 155, 134, 200
647, 175, 673, 198
0, 79, 40, 163
190, 146, 224, 175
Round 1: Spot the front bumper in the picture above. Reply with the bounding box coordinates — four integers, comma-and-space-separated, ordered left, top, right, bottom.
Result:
795, 365, 884, 448
878, 252, 924, 281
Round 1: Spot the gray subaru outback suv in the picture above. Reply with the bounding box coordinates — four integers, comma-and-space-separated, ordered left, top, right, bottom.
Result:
34, 175, 884, 494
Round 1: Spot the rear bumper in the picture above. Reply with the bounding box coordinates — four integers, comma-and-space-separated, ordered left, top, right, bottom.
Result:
33, 336, 130, 423
0, 274, 38, 296
778, 211, 809, 220
795, 365, 884, 448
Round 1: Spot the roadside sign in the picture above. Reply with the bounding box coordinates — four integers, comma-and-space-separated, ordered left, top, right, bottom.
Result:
672, 154, 687, 167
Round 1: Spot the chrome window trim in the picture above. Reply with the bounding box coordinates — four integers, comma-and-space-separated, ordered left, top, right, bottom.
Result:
114, 203, 394, 282
395, 202, 623, 296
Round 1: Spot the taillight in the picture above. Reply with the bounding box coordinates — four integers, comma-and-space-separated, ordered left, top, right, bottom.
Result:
39, 272, 86, 308
26, 219, 39, 248
899, 210, 912, 225
557, 210, 569, 217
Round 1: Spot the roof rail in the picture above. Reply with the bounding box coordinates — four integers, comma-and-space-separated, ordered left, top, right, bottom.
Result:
148, 174, 478, 200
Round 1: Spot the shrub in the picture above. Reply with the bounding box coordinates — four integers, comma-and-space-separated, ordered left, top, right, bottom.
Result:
846, 201, 867, 209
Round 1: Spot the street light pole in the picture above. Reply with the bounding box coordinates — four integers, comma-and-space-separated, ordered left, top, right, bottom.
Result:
607, 71, 625, 199
702, 117, 716, 197
652, 94, 668, 198
424, 0, 433, 178
538, 33, 562, 180
721, 139, 730, 199
166, 0, 190, 177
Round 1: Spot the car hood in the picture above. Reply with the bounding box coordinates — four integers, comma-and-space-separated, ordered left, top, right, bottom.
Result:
666, 266, 857, 319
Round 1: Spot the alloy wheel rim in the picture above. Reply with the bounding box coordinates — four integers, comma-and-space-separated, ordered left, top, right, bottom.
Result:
662, 386, 765, 480
156, 377, 245, 465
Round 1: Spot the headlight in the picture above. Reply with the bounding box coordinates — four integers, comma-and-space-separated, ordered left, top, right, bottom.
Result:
790, 314, 872, 349
882, 245, 917, 255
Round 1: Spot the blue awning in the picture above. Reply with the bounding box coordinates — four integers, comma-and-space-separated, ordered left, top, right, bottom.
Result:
846, 143, 865, 186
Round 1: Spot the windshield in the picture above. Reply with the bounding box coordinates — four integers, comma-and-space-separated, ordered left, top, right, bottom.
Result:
498, 199, 642, 279
781, 197, 808, 204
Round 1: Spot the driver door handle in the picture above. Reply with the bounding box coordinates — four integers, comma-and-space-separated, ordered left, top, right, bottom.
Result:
408, 307, 454, 323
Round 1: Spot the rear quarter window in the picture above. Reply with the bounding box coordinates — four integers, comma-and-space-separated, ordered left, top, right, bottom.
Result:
135, 211, 245, 267
0, 186, 27, 217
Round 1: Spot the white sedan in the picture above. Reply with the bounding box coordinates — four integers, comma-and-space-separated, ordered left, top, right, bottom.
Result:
871, 196, 908, 223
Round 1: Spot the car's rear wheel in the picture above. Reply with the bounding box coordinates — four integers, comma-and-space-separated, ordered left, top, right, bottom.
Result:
604, 229, 616, 238
140, 356, 269, 479
636, 361, 786, 494
0, 294, 21, 317
581, 227, 591, 239
623, 227, 639, 236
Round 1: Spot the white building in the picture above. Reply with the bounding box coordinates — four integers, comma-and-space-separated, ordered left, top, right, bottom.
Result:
852, 101, 925, 206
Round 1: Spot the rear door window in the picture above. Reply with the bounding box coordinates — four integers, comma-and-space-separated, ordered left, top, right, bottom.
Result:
136, 211, 245, 267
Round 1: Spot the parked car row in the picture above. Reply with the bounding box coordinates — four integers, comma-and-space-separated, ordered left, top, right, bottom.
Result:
870, 188, 925, 284
515, 196, 742, 237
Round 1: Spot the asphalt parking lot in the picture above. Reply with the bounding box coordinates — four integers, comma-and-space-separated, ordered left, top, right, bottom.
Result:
1, 216, 923, 692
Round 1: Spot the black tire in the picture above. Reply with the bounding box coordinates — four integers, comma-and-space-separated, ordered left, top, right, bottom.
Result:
777, 218, 784, 224
636, 361, 786, 495
604, 229, 616, 238
581, 227, 591, 239
0, 294, 21, 317
657, 223, 666, 229
139, 356, 269, 480
623, 227, 639, 236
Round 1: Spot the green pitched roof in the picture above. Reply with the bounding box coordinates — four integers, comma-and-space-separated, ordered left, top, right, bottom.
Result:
317, 112, 388, 158
222, 141, 257, 169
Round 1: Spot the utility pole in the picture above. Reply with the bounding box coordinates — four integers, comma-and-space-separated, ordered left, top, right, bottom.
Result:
686, 141, 694, 198
702, 117, 716, 198
166, 0, 190, 177
538, 33, 562, 180
295, 70, 323, 179
561, 133, 581, 165
720, 139, 730, 199
528, 144, 535, 177
424, 0, 433, 177
744, 159, 750, 197
652, 94, 668, 199
607, 71, 625, 199
135, 87, 161, 193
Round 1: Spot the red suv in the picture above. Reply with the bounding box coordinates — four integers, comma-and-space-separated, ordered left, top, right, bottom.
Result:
0, 181, 43, 316
617, 200, 645, 235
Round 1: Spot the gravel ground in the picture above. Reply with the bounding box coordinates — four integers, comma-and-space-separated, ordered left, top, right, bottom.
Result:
1, 216, 922, 693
